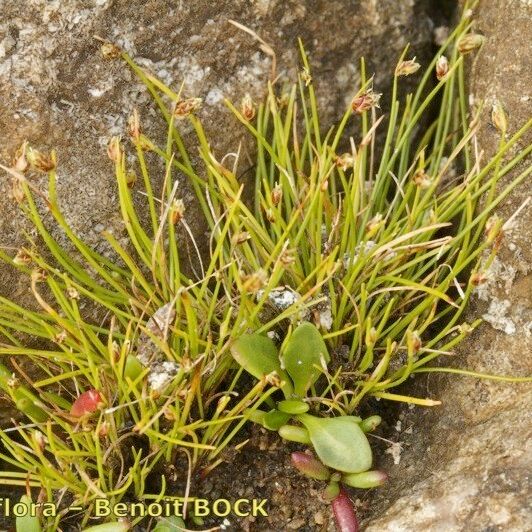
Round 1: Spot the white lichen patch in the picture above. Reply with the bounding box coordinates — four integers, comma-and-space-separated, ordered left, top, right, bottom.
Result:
88, 79, 114, 98
205, 87, 225, 105
219, 518, 232, 531
256, 286, 301, 311
147, 361, 180, 392
137, 302, 177, 367
473, 255, 516, 302
473, 248, 532, 336
317, 302, 333, 331
482, 299, 516, 335
310, 295, 333, 331
257, 286, 336, 330
385, 441, 403, 465
486, 504, 512, 526
256, 286, 335, 329
214, 51, 271, 104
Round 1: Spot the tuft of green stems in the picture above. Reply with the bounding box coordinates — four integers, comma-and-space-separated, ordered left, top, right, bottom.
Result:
0, 4, 530, 528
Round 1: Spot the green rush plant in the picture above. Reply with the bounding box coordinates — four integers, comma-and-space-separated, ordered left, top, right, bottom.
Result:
0, 4, 531, 530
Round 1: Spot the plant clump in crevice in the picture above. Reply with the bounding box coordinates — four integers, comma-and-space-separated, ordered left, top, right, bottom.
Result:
0, 4, 530, 530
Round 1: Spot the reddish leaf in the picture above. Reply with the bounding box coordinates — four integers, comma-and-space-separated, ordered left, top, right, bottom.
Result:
332, 487, 359, 532
291, 451, 330, 480
70, 389, 104, 417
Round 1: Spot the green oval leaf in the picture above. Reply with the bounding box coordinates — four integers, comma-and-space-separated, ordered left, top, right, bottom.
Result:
245, 408, 268, 426
360, 415, 382, 433
124, 355, 144, 380
277, 399, 309, 414
278, 424, 311, 444
16, 495, 41, 532
263, 409, 291, 430
283, 322, 330, 396
231, 333, 292, 395
297, 414, 372, 473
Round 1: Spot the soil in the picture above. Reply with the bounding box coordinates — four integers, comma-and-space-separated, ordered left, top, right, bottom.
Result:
192, 399, 403, 532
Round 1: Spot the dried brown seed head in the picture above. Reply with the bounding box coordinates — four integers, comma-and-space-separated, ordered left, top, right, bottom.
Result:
163, 407, 177, 421
32, 430, 48, 451
410, 331, 422, 353
232, 231, 251, 245
170, 199, 186, 225
470, 271, 487, 286
457, 33, 484, 54
271, 182, 282, 206
26, 148, 55, 172
173, 97, 202, 118
335, 153, 355, 171
484, 214, 502, 244
107, 136, 122, 163
459, 323, 473, 334
97, 421, 110, 438
351, 89, 381, 114
435, 55, 449, 81
100, 42, 121, 59
491, 100, 508, 135
366, 326, 377, 345
277, 92, 290, 108
11, 180, 25, 204
301, 67, 312, 86
366, 213, 384, 235
127, 109, 141, 140
7, 373, 18, 388
241, 93, 256, 121
413, 168, 432, 189
67, 287, 80, 300
126, 170, 137, 188
13, 248, 32, 266
279, 248, 296, 266
12, 141, 29, 173
265, 371, 282, 387
242, 269, 268, 294
395, 58, 421, 77
54, 330, 68, 344
31, 268, 48, 283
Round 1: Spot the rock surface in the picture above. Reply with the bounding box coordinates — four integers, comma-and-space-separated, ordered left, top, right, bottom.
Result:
364, 1, 532, 530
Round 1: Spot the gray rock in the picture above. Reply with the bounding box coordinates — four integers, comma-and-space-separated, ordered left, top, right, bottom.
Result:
364, 1, 532, 530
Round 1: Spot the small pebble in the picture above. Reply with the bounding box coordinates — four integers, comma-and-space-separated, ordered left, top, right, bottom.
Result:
287, 517, 306, 529
314, 511, 325, 525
